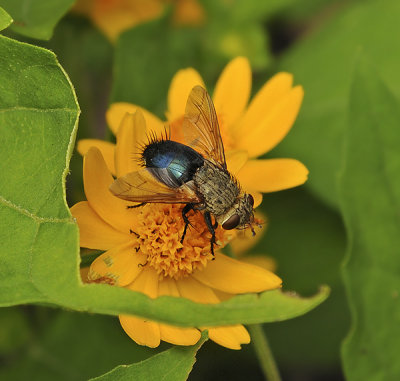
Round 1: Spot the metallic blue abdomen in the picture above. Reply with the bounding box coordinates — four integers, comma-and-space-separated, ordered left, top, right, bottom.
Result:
142, 140, 204, 188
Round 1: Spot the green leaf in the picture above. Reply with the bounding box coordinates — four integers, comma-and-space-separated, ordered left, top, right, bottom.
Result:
203, 0, 294, 23
280, 0, 343, 22
112, 14, 201, 116
0, 307, 30, 355
203, 21, 270, 72
0, 35, 326, 328
0, 6, 12, 31
91, 332, 207, 381
275, 0, 400, 208
112, 8, 271, 115
0, 35, 79, 303
0, 309, 155, 381
260, 189, 349, 370
0, 0, 75, 40
339, 57, 400, 380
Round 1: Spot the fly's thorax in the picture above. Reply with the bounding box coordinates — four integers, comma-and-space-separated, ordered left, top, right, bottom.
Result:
193, 161, 240, 217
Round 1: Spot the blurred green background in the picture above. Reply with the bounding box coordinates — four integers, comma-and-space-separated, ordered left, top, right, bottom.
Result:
1, 0, 400, 380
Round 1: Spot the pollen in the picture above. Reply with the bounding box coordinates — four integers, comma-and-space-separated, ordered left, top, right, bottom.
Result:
132, 203, 232, 279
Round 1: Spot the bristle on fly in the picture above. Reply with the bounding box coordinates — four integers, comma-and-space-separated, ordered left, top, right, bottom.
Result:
135, 125, 172, 167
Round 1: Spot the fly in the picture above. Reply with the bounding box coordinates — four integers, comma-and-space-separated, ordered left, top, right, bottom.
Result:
110, 86, 255, 255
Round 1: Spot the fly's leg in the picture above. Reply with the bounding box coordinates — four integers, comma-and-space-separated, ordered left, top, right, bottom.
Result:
181, 203, 194, 244
204, 212, 217, 256
127, 202, 147, 209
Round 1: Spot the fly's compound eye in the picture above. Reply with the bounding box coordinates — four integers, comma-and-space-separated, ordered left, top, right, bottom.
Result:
248, 194, 254, 207
222, 214, 240, 230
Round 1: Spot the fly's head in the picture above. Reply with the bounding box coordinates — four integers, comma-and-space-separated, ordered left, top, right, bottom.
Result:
219, 193, 255, 234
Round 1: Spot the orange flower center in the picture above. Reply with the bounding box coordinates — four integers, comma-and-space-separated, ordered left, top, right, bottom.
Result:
131, 203, 233, 279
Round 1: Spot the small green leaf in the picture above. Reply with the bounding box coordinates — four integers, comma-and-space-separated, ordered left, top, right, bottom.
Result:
91, 332, 207, 381
0, 0, 75, 40
275, 0, 400, 208
0, 6, 12, 31
340, 57, 400, 380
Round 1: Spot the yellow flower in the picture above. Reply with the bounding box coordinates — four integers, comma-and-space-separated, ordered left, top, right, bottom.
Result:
71, 110, 282, 349
73, 0, 205, 42
73, 57, 308, 348
78, 56, 308, 207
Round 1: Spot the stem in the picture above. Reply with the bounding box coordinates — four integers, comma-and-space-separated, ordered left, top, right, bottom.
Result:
248, 324, 282, 381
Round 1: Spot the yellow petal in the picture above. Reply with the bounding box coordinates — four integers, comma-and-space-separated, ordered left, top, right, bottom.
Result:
225, 150, 248, 176
92, 0, 163, 42
107, 102, 164, 136
158, 277, 181, 297
119, 267, 161, 347
239, 255, 277, 273
77, 139, 116, 175
126, 266, 158, 298
176, 278, 250, 349
115, 111, 148, 177
173, 0, 205, 26
159, 324, 201, 346
167, 68, 205, 121
230, 210, 267, 255
79, 266, 90, 283
192, 253, 281, 294
238, 159, 309, 193
212, 289, 233, 302
83, 147, 135, 233
71, 201, 128, 250
119, 315, 160, 348
208, 325, 250, 350
158, 278, 201, 345
236, 86, 304, 157
251, 191, 263, 208
213, 57, 251, 129
89, 242, 145, 287
235, 72, 294, 136
92, 6, 137, 42
176, 276, 219, 303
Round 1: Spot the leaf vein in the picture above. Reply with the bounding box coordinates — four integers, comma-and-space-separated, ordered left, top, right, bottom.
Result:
0, 106, 77, 113
0, 195, 74, 224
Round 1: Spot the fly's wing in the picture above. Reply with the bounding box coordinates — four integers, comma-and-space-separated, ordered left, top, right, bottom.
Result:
181, 86, 227, 169
109, 168, 200, 204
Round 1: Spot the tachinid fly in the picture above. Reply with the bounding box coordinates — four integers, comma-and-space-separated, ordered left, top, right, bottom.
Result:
109, 86, 255, 255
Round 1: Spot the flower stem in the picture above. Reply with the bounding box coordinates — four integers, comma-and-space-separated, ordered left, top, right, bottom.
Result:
248, 324, 282, 381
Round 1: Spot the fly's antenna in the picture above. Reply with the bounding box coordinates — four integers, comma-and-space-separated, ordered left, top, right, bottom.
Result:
250, 223, 256, 237
252, 215, 265, 234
